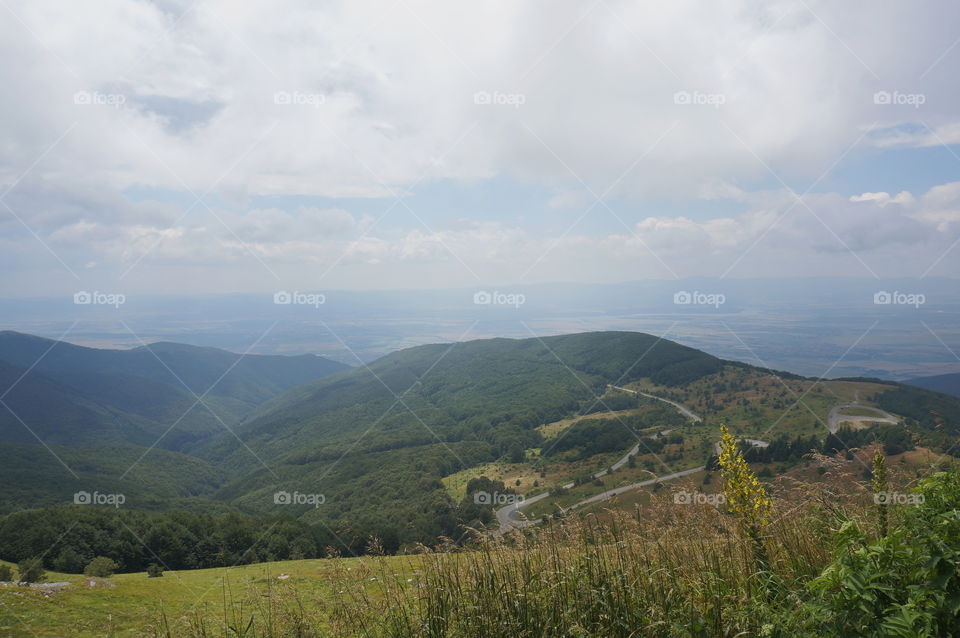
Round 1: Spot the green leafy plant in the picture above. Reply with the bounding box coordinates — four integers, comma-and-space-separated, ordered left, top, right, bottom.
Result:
84, 555, 119, 577
17, 557, 46, 583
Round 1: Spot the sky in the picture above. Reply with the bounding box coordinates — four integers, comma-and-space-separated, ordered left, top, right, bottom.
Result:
1, 0, 959, 297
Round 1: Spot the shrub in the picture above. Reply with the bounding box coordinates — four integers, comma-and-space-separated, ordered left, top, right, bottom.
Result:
0, 564, 12, 581
800, 471, 960, 635
83, 556, 119, 578
53, 547, 86, 573
17, 557, 45, 583
146, 563, 163, 578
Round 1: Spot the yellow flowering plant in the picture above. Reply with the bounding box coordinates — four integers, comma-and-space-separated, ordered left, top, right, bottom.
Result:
717, 424, 772, 570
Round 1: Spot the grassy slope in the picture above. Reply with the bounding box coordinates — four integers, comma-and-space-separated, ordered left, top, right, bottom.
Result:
0, 554, 417, 637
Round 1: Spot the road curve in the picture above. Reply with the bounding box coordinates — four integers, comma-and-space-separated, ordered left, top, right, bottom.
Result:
827, 404, 899, 434
498, 396, 900, 532
496, 389, 703, 532
495, 426, 677, 531
610, 385, 702, 422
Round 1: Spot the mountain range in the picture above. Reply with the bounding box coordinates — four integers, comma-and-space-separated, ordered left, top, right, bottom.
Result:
1, 329, 958, 551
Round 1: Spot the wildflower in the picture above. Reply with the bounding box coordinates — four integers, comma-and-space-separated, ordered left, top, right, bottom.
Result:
717, 424, 773, 573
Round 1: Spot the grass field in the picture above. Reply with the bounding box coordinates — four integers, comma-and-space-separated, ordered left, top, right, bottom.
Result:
0, 553, 423, 637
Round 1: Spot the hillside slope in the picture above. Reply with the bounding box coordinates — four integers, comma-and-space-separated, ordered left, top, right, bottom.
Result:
0, 331, 350, 448
906, 371, 960, 398
0, 332, 350, 514
201, 332, 724, 545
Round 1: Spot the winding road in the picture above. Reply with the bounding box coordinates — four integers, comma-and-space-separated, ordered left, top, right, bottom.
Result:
498, 391, 904, 531
497, 388, 705, 532
497, 382, 908, 532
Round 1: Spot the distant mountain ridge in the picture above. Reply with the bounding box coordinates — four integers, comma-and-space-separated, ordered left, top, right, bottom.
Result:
906, 372, 960, 398
0, 331, 349, 405
0, 332, 351, 513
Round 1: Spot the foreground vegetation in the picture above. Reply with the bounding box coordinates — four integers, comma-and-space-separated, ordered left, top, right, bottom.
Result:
2, 445, 957, 636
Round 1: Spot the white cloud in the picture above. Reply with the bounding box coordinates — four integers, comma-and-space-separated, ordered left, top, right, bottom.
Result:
2, 0, 960, 293
2, 0, 959, 200
849, 191, 915, 207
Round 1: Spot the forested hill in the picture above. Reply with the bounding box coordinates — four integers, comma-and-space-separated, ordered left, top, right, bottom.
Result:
207, 331, 723, 464
0, 331, 350, 405
0, 332, 350, 513
197, 332, 726, 546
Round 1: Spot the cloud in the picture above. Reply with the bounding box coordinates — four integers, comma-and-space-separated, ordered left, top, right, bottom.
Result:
2, 0, 959, 200
869, 122, 960, 149
849, 191, 915, 207
2, 0, 960, 293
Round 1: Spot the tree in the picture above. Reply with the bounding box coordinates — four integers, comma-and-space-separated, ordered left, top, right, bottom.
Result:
84, 556, 119, 578
17, 557, 46, 583
0, 564, 12, 581
53, 547, 86, 573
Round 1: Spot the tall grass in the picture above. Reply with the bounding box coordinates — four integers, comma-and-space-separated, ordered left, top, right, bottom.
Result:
157, 449, 938, 637
342, 495, 839, 637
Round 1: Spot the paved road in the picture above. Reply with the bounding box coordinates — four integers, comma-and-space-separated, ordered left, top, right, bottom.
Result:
498, 394, 902, 532
827, 404, 899, 434
611, 385, 702, 422
566, 465, 706, 511
495, 425, 678, 532
496, 388, 703, 532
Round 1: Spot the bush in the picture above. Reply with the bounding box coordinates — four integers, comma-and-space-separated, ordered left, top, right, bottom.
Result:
83, 556, 119, 578
17, 557, 45, 583
146, 563, 163, 578
798, 471, 960, 635
0, 564, 12, 581
53, 547, 86, 573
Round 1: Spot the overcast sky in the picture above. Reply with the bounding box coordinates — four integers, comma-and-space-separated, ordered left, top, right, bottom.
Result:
1, 0, 959, 296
